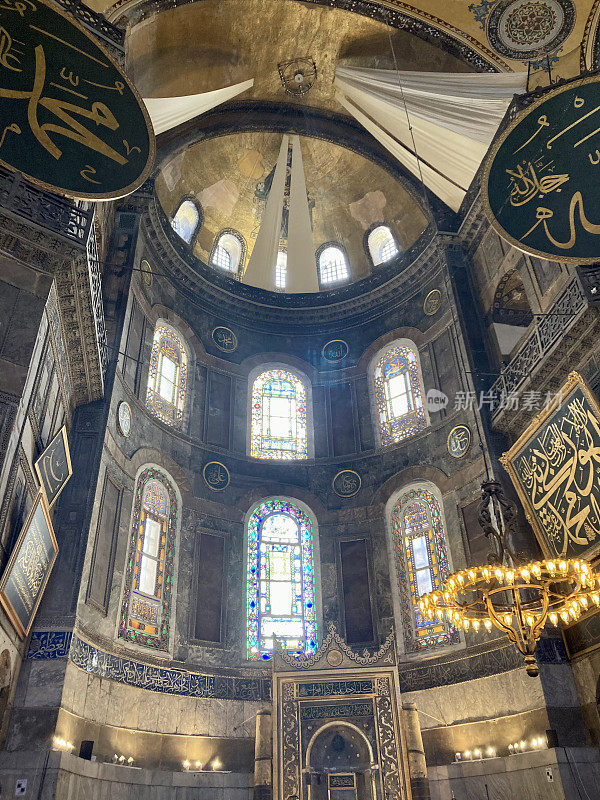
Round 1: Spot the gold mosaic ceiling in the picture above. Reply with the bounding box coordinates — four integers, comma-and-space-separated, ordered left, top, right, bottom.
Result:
155, 132, 429, 277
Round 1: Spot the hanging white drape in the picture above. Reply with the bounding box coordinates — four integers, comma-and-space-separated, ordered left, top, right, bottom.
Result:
143, 79, 254, 135
334, 68, 528, 212
287, 135, 319, 293
244, 135, 289, 291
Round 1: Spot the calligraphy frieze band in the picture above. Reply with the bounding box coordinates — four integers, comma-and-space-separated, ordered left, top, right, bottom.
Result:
0, 491, 58, 637
34, 425, 72, 506
483, 75, 600, 263
500, 372, 600, 561
0, 0, 154, 199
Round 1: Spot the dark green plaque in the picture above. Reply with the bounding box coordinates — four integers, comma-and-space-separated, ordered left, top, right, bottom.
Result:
0, 491, 58, 637
0, 0, 154, 198
34, 425, 72, 506
483, 75, 600, 263
501, 372, 600, 561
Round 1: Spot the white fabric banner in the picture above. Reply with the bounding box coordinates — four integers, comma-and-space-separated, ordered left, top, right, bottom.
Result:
287, 135, 319, 293
143, 79, 254, 135
244, 135, 289, 291
335, 68, 527, 211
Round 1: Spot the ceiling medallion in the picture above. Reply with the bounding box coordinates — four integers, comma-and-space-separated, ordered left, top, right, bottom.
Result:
487, 0, 575, 61
211, 326, 238, 353
278, 58, 317, 97
203, 461, 230, 491
332, 470, 361, 498
423, 289, 442, 316
447, 425, 471, 458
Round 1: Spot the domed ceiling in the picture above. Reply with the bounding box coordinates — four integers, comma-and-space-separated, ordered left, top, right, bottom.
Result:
155, 131, 429, 280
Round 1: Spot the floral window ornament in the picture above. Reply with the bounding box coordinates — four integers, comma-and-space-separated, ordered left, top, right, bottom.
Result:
250, 369, 308, 460
119, 467, 178, 651
373, 344, 426, 446
146, 324, 188, 428
391, 487, 458, 653
246, 499, 317, 660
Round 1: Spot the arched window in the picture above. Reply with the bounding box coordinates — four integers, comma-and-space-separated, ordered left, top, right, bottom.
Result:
146, 324, 188, 428
210, 230, 246, 274
275, 251, 287, 290
390, 486, 458, 653
373, 343, 426, 446
246, 499, 317, 660
171, 199, 201, 244
367, 225, 399, 266
250, 369, 308, 460
119, 467, 178, 651
318, 244, 349, 285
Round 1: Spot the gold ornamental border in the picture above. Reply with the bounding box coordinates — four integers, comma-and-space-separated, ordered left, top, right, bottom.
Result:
0, 0, 155, 201
481, 74, 600, 264
500, 371, 600, 561
0, 491, 58, 638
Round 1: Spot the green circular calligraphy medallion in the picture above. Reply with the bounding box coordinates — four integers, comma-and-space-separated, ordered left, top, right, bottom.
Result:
482, 75, 600, 263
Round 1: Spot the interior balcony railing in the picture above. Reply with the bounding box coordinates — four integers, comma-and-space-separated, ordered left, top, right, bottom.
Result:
55, 0, 125, 60
489, 270, 600, 436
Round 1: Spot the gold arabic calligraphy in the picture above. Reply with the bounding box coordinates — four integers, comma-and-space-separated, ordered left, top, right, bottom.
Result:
517, 395, 600, 558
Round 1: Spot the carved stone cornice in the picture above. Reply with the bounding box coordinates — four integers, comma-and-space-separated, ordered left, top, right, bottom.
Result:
273, 623, 396, 671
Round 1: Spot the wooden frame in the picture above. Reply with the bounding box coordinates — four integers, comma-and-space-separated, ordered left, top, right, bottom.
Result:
0, 492, 58, 638
34, 425, 72, 507
500, 371, 600, 561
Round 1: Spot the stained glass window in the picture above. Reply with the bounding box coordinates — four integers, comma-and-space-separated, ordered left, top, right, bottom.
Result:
171, 199, 201, 244
373, 344, 426, 446
319, 245, 349, 285
119, 468, 178, 651
368, 225, 399, 266
391, 487, 458, 653
210, 230, 245, 273
250, 369, 308, 460
146, 324, 188, 428
246, 499, 317, 660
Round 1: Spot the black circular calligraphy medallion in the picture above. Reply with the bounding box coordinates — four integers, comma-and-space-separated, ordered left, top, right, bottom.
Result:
447, 425, 471, 459
203, 461, 230, 491
482, 75, 600, 263
423, 289, 442, 316
332, 470, 361, 498
0, 0, 154, 199
322, 340, 349, 362
211, 326, 238, 353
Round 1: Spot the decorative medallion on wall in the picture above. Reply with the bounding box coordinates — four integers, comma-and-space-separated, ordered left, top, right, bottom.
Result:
482, 74, 600, 263
487, 0, 575, 61
447, 425, 472, 458
332, 470, 361, 498
211, 326, 238, 353
203, 461, 230, 491
322, 339, 349, 362
116, 401, 132, 438
140, 259, 153, 287
326, 648, 344, 666
423, 289, 442, 316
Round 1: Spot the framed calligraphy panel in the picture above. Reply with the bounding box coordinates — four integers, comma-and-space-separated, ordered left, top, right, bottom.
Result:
500, 372, 600, 561
34, 425, 72, 506
0, 0, 154, 199
0, 491, 58, 637
483, 75, 600, 263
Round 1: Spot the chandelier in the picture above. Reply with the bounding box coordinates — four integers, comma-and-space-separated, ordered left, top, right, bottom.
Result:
419, 481, 597, 676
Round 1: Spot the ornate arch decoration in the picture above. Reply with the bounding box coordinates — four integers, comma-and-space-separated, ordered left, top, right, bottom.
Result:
118, 466, 180, 652
388, 483, 459, 654
492, 268, 533, 326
